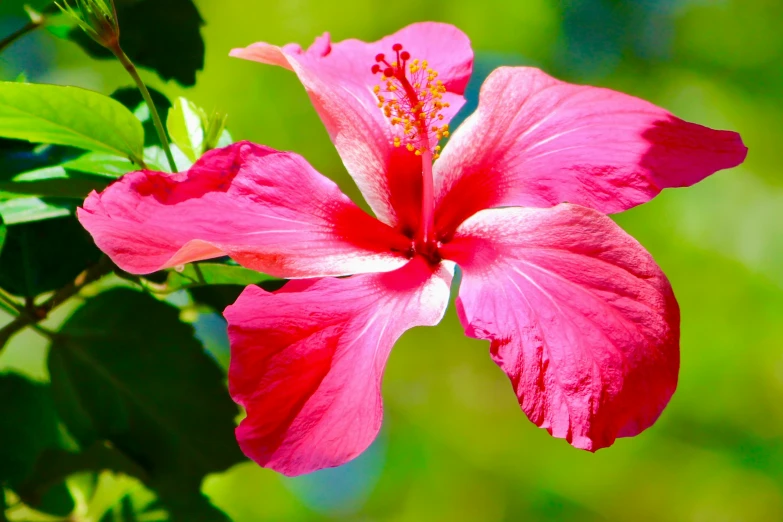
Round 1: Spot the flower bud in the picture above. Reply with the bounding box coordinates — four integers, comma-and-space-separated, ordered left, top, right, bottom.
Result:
203, 112, 229, 152
57, 0, 119, 49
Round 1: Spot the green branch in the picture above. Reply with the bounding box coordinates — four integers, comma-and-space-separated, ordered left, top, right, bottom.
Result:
0, 256, 114, 348
0, 5, 50, 54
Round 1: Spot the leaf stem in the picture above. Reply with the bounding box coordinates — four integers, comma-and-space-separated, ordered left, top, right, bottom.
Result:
110, 45, 178, 173
0, 3, 58, 55
0, 256, 114, 350
0, 20, 42, 54
0, 288, 22, 315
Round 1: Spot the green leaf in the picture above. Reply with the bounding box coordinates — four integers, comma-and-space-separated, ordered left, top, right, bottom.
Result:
168, 262, 277, 288
49, 288, 242, 521
14, 443, 147, 513
0, 82, 144, 162
0, 373, 64, 487
0, 138, 120, 199
71, 0, 205, 86
0, 215, 5, 254
59, 152, 136, 178
0, 139, 82, 177
111, 87, 172, 148
0, 215, 101, 296
167, 97, 207, 163
0, 152, 135, 200
0, 197, 75, 225
166, 262, 279, 312
0, 165, 112, 199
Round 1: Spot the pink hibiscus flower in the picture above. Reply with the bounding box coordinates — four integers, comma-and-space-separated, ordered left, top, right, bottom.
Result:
77, 22, 747, 476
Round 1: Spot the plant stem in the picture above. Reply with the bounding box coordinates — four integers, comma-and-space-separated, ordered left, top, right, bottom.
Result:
110, 45, 178, 173
0, 288, 22, 315
0, 20, 42, 54
0, 256, 114, 349
0, 2, 59, 55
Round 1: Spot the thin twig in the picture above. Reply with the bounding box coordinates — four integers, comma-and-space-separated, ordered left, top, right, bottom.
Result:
0, 256, 114, 348
0, 20, 43, 54
0, 3, 58, 54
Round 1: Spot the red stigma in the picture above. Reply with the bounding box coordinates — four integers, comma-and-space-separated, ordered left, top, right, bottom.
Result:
371, 64, 381, 74
401, 51, 410, 61
392, 43, 403, 51
375, 53, 385, 62
383, 67, 394, 78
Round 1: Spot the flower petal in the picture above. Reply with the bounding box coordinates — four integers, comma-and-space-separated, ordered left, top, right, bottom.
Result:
78, 141, 411, 277
433, 67, 747, 237
231, 22, 473, 230
225, 257, 453, 476
440, 204, 679, 450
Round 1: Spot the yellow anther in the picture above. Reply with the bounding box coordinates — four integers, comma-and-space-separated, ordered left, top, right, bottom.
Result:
373, 48, 453, 156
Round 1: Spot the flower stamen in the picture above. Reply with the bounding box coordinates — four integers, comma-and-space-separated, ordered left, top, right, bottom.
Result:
370, 44, 450, 159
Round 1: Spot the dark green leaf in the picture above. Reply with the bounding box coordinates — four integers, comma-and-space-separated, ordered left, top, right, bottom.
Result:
0, 215, 5, 254
173, 262, 281, 311
29, 483, 74, 517
0, 373, 63, 487
71, 0, 205, 86
14, 443, 147, 513
168, 262, 278, 312
189, 286, 245, 313
49, 288, 242, 521
111, 87, 172, 148
0, 151, 134, 200
0, 82, 144, 162
0, 215, 101, 296
0, 138, 123, 199
0, 138, 82, 176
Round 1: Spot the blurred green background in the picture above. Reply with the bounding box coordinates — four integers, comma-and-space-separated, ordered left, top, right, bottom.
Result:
2, 0, 782, 520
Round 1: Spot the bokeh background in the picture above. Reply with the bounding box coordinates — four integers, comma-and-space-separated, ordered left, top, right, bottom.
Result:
2, 0, 782, 520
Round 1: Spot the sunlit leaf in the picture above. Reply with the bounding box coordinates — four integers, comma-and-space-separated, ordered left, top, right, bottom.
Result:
70, 0, 205, 86
0, 82, 144, 162
0, 197, 75, 225
167, 97, 206, 163
59, 152, 136, 178
0, 166, 112, 199
168, 262, 277, 288
49, 288, 242, 521
0, 215, 101, 296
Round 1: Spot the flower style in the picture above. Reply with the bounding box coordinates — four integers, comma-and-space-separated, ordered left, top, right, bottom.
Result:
77, 22, 747, 476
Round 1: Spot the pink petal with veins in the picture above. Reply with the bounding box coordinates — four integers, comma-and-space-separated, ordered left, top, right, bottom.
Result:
434, 67, 747, 237
440, 204, 679, 450
231, 22, 473, 230
78, 141, 411, 277
225, 257, 452, 476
